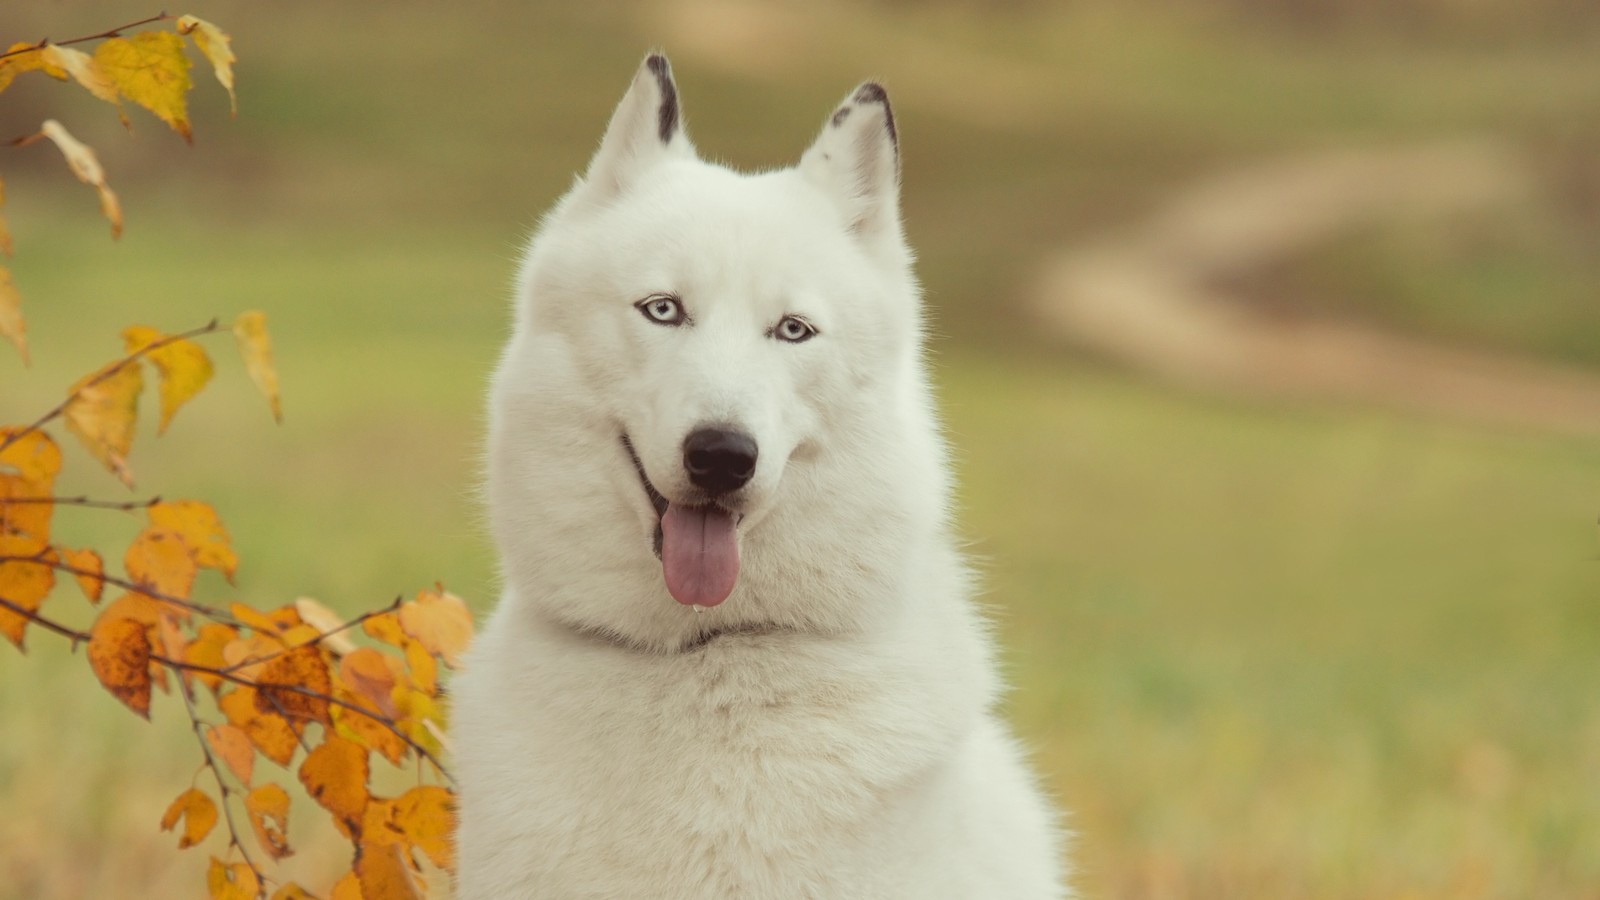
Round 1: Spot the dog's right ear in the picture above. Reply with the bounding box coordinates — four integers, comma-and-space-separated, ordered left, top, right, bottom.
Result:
575, 53, 695, 204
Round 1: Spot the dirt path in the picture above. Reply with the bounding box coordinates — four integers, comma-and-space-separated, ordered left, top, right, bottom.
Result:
1032, 141, 1600, 437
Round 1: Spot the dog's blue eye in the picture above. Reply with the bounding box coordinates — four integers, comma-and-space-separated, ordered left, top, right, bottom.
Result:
636, 294, 685, 326
774, 315, 817, 344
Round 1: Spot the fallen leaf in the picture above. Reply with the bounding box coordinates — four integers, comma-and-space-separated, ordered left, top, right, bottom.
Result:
159, 787, 217, 849
149, 500, 237, 580
398, 586, 473, 669
299, 736, 370, 832
0, 538, 55, 650
0, 265, 22, 363
54, 547, 104, 602
62, 357, 141, 486
205, 723, 255, 786
244, 783, 293, 860
93, 32, 192, 141
123, 326, 214, 434
233, 311, 281, 422
220, 687, 299, 767
255, 644, 332, 724
88, 613, 153, 717
205, 856, 260, 900
176, 16, 236, 115
27, 120, 122, 238
125, 528, 197, 600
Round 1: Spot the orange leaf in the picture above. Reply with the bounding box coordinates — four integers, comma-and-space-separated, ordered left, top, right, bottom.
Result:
176, 16, 236, 115
123, 327, 214, 434
294, 597, 358, 655
88, 614, 152, 718
0, 265, 24, 363
149, 500, 238, 580
27, 120, 122, 239
255, 644, 332, 724
356, 841, 422, 900
186, 622, 236, 692
398, 587, 473, 669
93, 32, 192, 142
98, 591, 166, 628
329, 872, 362, 900
0, 538, 55, 650
222, 630, 280, 681
220, 687, 299, 768
159, 787, 217, 849
55, 546, 104, 602
125, 528, 197, 600
206, 855, 260, 900
205, 723, 255, 786
230, 601, 301, 636
299, 736, 370, 832
365, 612, 437, 695
270, 885, 315, 900
0, 428, 60, 549
339, 648, 399, 717
244, 783, 293, 860
62, 357, 140, 485
392, 687, 445, 758
331, 687, 407, 766
233, 311, 282, 422
391, 785, 456, 872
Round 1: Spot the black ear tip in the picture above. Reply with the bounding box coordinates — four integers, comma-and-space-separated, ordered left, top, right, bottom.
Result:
643, 53, 680, 143
645, 53, 672, 76
853, 82, 890, 105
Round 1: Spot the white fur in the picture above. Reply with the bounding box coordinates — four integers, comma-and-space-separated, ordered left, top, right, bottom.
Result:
451, 55, 1068, 899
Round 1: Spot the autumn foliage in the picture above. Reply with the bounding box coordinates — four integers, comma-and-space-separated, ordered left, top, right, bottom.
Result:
2, 14, 468, 900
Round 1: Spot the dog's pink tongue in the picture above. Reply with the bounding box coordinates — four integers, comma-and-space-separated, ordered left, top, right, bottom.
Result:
661, 502, 739, 607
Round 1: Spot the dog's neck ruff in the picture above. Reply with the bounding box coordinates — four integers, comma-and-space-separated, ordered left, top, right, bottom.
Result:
547, 613, 793, 655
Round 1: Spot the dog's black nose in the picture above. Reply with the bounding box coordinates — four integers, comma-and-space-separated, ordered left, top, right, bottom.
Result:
683, 427, 757, 495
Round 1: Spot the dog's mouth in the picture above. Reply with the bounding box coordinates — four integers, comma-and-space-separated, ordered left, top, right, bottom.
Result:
621, 435, 742, 608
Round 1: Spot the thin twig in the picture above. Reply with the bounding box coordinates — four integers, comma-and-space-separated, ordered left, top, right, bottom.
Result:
0, 494, 160, 511
178, 681, 269, 900
217, 596, 403, 675
0, 12, 172, 61
0, 594, 90, 646
157, 655, 456, 784
0, 553, 237, 622
0, 318, 219, 456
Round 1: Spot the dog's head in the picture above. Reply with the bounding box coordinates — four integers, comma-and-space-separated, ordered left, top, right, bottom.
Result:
489, 55, 945, 647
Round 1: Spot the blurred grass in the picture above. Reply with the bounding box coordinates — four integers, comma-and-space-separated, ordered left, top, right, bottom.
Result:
2, 1, 1598, 897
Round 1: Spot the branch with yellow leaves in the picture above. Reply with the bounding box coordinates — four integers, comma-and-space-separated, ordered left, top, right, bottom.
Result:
0, 13, 175, 61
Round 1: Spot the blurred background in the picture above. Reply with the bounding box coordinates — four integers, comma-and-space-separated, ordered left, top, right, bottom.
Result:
2, 1, 1598, 897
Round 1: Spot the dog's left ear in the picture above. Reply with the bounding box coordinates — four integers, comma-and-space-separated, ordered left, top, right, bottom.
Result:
800, 82, 902, 243
578, 53, 695, 203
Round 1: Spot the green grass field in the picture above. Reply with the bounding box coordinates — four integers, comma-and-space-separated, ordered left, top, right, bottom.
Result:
2, 2, 1598, 897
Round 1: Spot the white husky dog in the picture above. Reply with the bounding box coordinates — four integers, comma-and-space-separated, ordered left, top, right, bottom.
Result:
451, 54, 1066, 899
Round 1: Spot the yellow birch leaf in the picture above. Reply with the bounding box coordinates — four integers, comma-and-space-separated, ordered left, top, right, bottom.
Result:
339, 648, 400, 717
0, 265, 24, 364
0, 478, 51, 553
0, 43, 68, 94
0, 538, 55, 650
29, 120, 122, 238
39, 44, 122, 110
93, 32, 192, 142
232, 311, 281, 422
159, 787, 218, 850
123, 326, 214, 434
186, 622, 236, 692
255, 644, 332, 724
230, 601, 302, 637
398, 586, 473, 669
244, 782, 293, 860
125, 527, 198, 600
294, 597, 358, 655
206, 855, 260, 900
299, 736, 370, 832
54, 547, 104, 603
390, 784, 456, 872
0, 426, 61, 489
176, 16, 236, 115
87, 613, 153, 718
205, 722, 256, 785
331, 686, 407, 766
356, 840, 422, 900
149, 500, 237, 579
270, 885, 315, 900
329, 872, 362, 900
63, 358, 141, 486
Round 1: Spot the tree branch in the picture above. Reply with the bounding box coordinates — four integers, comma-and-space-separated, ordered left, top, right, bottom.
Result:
0, 12, 173, 61
0, 594, 90, 647
178, 682, 269, 900
216, 596, 402, 675
0, 552, 237, 622
0, 494, 161, 511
